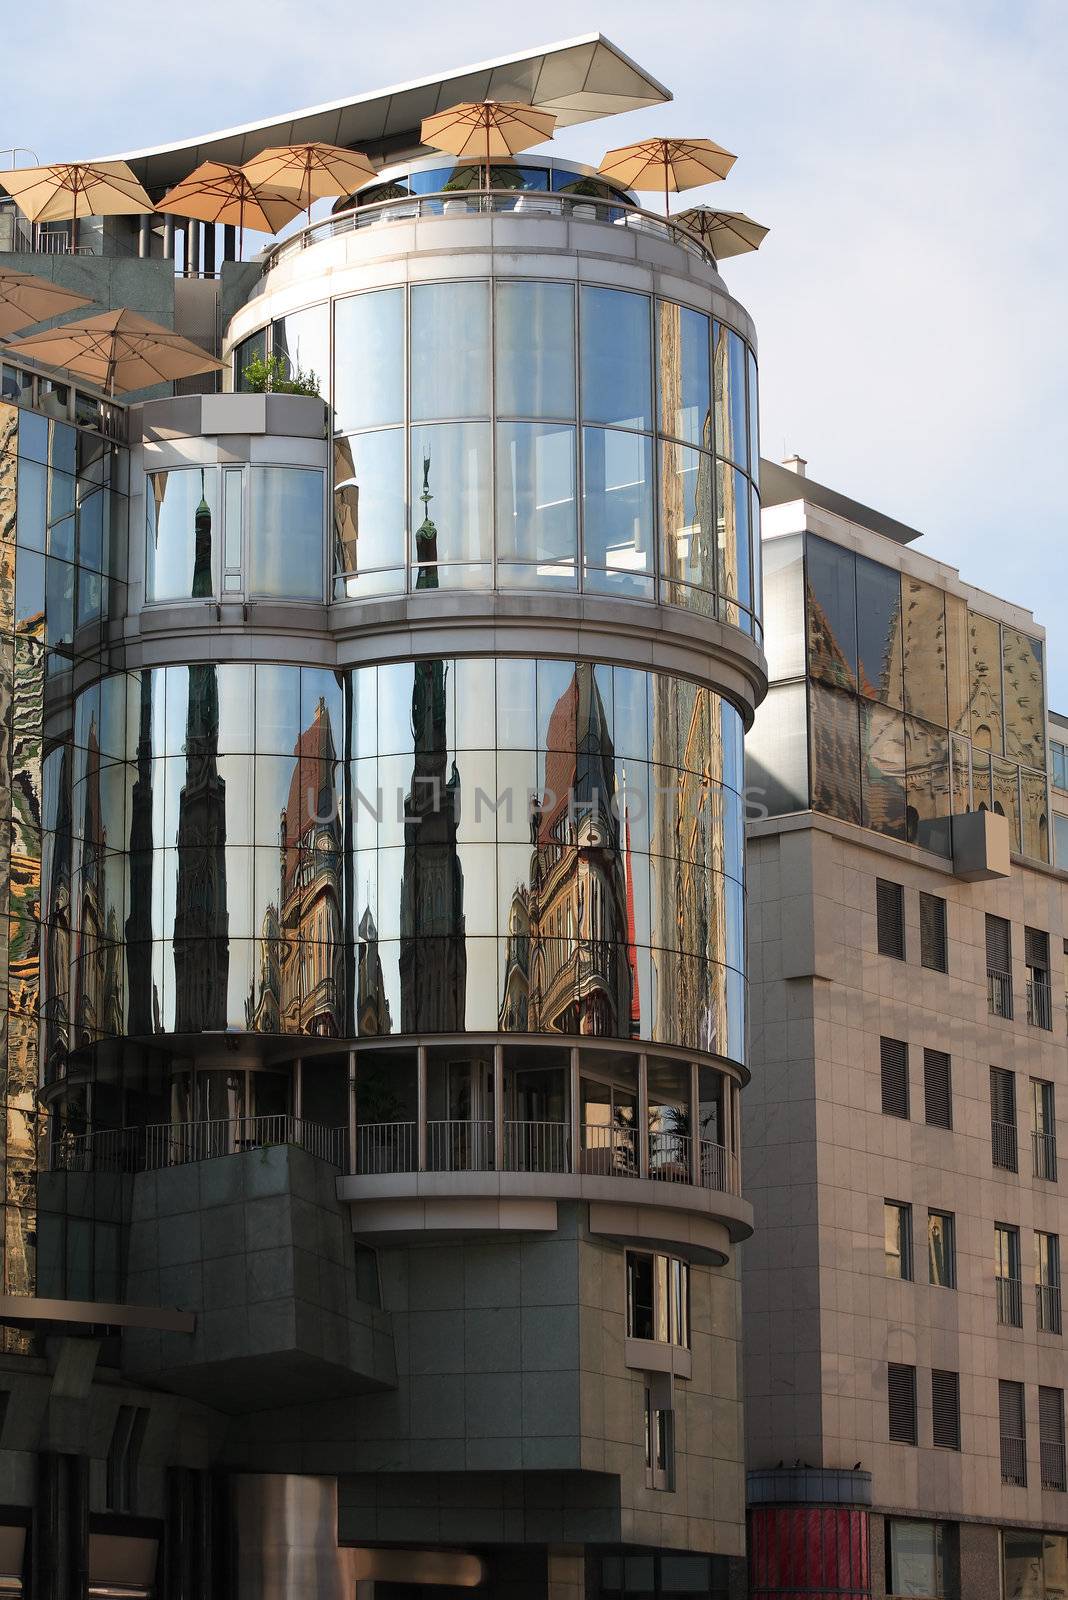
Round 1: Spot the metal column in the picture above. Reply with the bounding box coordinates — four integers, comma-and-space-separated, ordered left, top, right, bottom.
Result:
417, 1045, 428, 1171
638, 1053, 649, 1178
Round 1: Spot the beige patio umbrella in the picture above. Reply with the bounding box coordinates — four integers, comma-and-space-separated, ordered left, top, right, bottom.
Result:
674, 206, 769, 260
420, 100, 557, 191
5, 308, 223, 396
0, 160, 153, 251
598, 137, 737, 216
157, 161, 303, 257
242, 143, 376, 222
0, 269, 95, 338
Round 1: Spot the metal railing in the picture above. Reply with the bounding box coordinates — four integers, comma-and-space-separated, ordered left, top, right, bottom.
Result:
504, 1119, 569, 1174
355, 1121, 417, 1175
426, 1119, 495, 1173
1034, 1130, 1058, 1182
50, 1116, 346, 1173
996, 1275, 1024, 1328
648, 1130, 692, 1185
262, 189, 719, 275
1041, 1440, 1067, 1491
580, 1122, 639, 1177
1027, 978, 1054, 1030
1001, 1435, 1027, 1486
988, 969, 1013, 1019
699, 1139, 739, 1196
992, 1119, 1019, 1172
1037, 1282, 1063, 1335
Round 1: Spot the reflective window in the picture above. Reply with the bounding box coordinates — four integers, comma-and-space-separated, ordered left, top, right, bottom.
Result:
495, 421, 577, 583
333, 430, 405, 596
746, 682, 809, 817
1003, 627, 1046, 769
233, 328, 267, 392
660, 442, 715, 596
580, 286, 651, 431
582, 427, 653, 594
657, 301, 710, 447
761, 533, 805, 680
333, 288, 404, 432
495, 280, 575, 420
714, 322, 748, 467
970, 611, 1004, 754
807, 535, 857, 690
410, 280, 490, 420
856, 555, 902, 707
902, 575, 947, 726
271, 303, 329, 397
248, 467, 324, 600
410, 423, 491, 572
888, 1520, 950, 1598
146, 468, 217, 602
716, 460, 751, 615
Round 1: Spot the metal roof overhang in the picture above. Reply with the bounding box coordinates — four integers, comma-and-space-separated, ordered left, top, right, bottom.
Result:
92, 35, 671, 195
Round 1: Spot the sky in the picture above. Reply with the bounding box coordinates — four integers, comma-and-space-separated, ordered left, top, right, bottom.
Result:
7, 0, 1068, 698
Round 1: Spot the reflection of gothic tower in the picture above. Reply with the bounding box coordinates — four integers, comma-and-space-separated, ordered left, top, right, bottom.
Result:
399, 452, 467, 1030
275, 698, 344, 1036
502, 665, 631, 1035
73, 718, 109, 1045
173, 477, 229, 1031
357, 904, 392, 1036
126, 669, 156, 1034
42, 744, 72, 1079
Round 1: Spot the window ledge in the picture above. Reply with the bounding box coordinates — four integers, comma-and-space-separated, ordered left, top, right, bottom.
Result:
624, 1337, 691, 1379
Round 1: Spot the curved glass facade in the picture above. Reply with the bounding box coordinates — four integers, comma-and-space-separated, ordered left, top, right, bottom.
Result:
39, 657, 746, 1067
233, 279, 762, 635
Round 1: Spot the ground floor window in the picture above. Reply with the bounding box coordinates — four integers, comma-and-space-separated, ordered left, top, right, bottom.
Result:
1003, 1530, 1068, 1599
886, 1519, 953, 1596
594, 1551, 730, 1598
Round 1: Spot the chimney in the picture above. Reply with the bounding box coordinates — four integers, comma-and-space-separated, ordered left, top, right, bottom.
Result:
782, 454, 807, 477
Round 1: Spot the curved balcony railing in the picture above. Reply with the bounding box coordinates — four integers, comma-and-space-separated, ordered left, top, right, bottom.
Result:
48, 1116, 347, 1173
348, 1118, 739, 1196
262, 189, 720, 275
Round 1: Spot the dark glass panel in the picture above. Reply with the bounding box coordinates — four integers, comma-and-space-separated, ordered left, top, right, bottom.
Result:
904, 716, 951, 856
806, 534, 857, 691
810, 681, 861, 825
861, 700, 906, 839
855, 555, 902, 707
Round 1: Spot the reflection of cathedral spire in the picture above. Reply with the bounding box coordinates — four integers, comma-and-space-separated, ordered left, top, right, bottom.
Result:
173, 482, 229, 1032
357, 903, 392, 1036
414, 449, 438, 591
126, 670, 156, 1034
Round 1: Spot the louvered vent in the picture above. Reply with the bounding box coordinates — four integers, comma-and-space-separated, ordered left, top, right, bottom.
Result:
919, 892, 947, 972
932, 1369, 960, 1450
924, 1050, 952, 1129
877, 879, 905, 959
881, 1037, 909, 1119
888, 1363, 917, 1444
999, 1380, 1026, 1485
986, 913, 1011, 974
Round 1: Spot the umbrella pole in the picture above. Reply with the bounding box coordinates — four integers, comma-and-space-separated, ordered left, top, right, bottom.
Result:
664, 150, 670, 220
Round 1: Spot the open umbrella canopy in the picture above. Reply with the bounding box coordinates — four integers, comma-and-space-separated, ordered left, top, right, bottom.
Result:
598, 137, 737, 214
420, 100, 557, 184
0, 160, 154, 223
0, 269, 95, 338
674, 206, 769, 260
157, 161, 303, 245
241, 143, 377, 216
5, 308, 223, 396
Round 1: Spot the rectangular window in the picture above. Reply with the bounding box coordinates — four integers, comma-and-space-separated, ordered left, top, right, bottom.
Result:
881, 1037, 909, 1120
248, 467, 325, 600
986, 914, 1013, 1018
1040, 1387, 1067, 1491
222, 465, 243, 592
919, 892, 948, 972
931, 1369, 961, 1450
1031, 1079, 1057, 1181
885, 1202, 913, 1281
877, 879, 905, 959
928, 1211, 956, 1288
626, 1250, 689, 1348
991, 1068, 1018, 1172
923, 1050, 952, 1130
1036, 1232, 1062, 1335
1026, 926, 1053, 1029
644, 1384, 675, 1491
887, 1521, 950, 1599
1054, 740, 1068, 791
888, 1362, 917, 1444
995, 1223, 1023, 1327
999, 1379, 1027, 1485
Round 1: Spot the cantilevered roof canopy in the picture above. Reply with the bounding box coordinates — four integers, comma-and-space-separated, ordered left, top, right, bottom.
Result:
92, 36, 671, 197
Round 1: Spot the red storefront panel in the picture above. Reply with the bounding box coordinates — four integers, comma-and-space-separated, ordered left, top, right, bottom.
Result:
749, 1506, 871, 1599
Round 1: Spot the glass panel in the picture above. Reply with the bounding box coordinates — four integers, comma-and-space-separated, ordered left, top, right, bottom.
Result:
579, 286, 651, 430
1002, 627, 1046, 769
713, 323, 748, 467
861, 700, 906, 840
806, 534, 857, 690
970, 611, 1004, 754
810, 681, 861, 825
716, 460, 751, 611
1003, 1530, 1044, 1600
745, 682, 808, 818
761, 533, 805, 680
271, 303, 329, 397
751, 480, 762, 632
496, 421, 576, 577
411, 280, 490, 420
856, 555, 902, 707
890, 1521, 939, 1597
747, 348, 759, 474
993, 757, 1021, 851
333, 430, 405, 587
234, 328, 267, 392
223, 467, 242, 574
410, 423, 492, 571
332, 287, 404, 432
904, 717, 951, 856
944, 592, 971, 735
247, 467, 323, 600
495, 280, 575, 419
902, 575, 948, 726
660, 442, 715, 595
928, 1215, 953, 1287
145, 468, 216, 602
657, 301, 711, 447
582, 427, 653, 579
1020, 768, 1049, 863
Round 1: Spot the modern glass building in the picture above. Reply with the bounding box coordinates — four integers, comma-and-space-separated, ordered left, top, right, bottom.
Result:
0, 38, 766, 1598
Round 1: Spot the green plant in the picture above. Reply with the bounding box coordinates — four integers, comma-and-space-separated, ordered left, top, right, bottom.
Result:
242, 351, 321, 398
